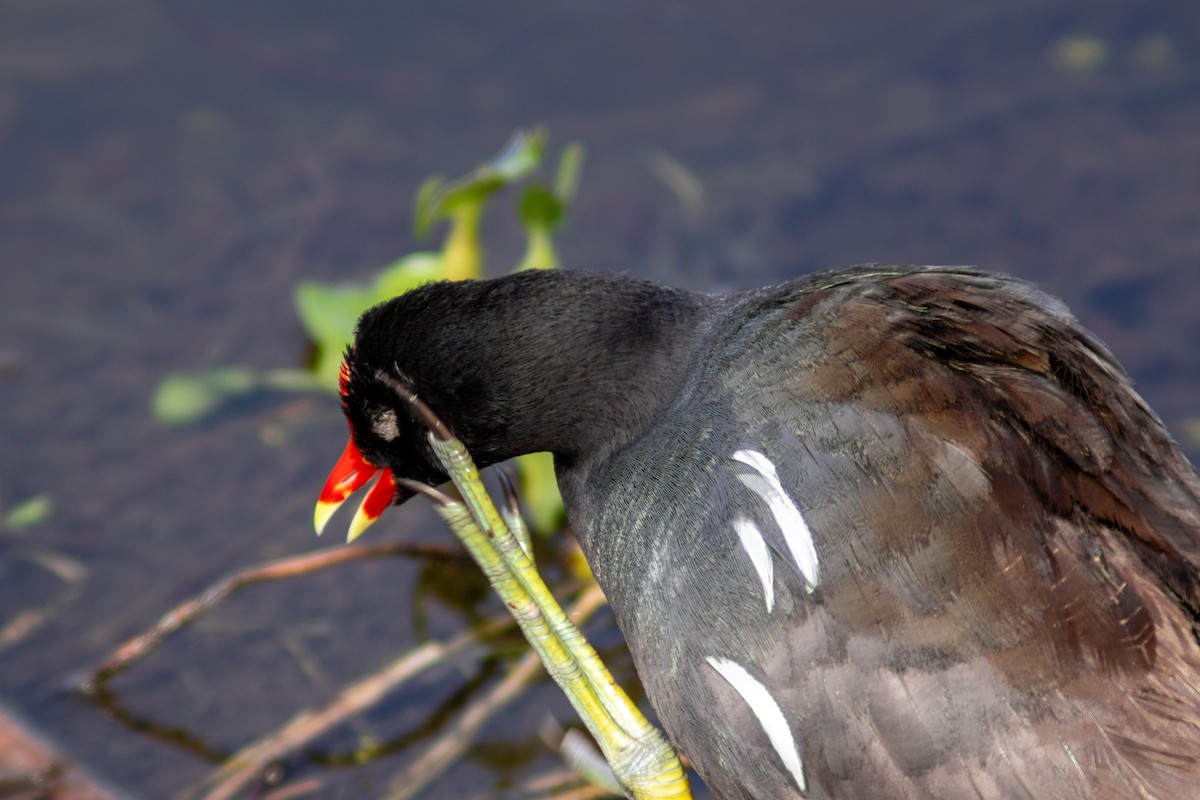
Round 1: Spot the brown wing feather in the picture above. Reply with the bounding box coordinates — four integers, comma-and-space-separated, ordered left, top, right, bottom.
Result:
807, 269, 1200, 616
776, 268, 1200, 796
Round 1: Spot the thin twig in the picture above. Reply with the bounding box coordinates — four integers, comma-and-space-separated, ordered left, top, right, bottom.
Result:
81, 541, 463, 690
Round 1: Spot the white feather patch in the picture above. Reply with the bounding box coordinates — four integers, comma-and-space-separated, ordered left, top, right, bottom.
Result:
705, 656, 807, 793
731, 517, 775, 613
733, 449, 820, 590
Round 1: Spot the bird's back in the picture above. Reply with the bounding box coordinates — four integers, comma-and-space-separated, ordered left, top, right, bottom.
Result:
561, 266, 1200, 799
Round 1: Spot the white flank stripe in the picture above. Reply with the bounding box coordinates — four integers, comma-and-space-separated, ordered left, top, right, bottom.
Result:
732, 517, 775, 613
733, 449, 820, 590
705, 656, 807, 794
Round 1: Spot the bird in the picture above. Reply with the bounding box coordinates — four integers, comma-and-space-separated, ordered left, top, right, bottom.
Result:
315, 265, 1200, 799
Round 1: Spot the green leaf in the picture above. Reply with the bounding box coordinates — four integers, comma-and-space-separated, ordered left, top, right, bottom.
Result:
514, 451, 564, 535
413, 176, 446, 239
554, 142, 585, 202
374, 252, 444, 298
152, 367, 258, 424
519, 185, 565, 230
489, 128, 546, 182
294, 282, 374, 388
4, 494, 53, 530
294, 283, 371, 353
413, 129, 547, 238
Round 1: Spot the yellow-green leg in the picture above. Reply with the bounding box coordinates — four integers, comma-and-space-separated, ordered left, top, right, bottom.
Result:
381, 374, 691, 800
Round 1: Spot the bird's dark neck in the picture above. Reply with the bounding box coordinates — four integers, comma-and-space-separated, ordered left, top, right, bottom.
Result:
376, 271, 714, 469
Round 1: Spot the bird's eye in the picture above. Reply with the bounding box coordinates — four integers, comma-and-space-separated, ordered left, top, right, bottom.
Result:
370, 408, 400, 442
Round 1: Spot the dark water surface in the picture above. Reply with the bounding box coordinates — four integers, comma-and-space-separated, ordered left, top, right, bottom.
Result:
2, 1, 1198, 798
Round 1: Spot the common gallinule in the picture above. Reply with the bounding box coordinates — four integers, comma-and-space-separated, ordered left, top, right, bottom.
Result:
316, 266, 1200, 799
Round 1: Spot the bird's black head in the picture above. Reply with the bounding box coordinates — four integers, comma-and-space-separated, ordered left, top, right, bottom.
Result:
342, 339, 450, 480
313, 276, 543, 541
312, 340, 443, 542
314, 270, 711, 541
313, 276, 500, 540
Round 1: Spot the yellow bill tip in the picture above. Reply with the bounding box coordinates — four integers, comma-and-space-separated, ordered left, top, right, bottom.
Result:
314, 499, 341, 536
346, 503, 379, 543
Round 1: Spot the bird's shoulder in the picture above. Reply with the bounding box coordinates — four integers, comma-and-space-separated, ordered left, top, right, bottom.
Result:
710, 266, 1200, 652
